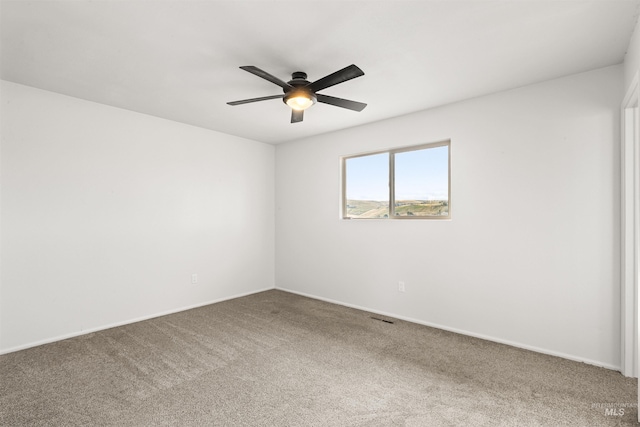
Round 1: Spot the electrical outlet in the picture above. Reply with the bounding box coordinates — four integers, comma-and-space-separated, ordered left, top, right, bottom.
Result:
191, 274, 198, 285
398, 281, 405, 292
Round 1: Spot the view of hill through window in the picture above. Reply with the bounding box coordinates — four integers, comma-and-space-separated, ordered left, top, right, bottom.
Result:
343, 143, 449, 219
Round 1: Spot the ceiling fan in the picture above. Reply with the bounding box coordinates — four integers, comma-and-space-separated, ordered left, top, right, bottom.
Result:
227, 64, 367, 123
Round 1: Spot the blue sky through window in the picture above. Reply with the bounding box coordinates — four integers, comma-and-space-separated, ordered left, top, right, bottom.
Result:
395, 145, 448, 201
345, 152, 389, 201
345, 145, 448, 202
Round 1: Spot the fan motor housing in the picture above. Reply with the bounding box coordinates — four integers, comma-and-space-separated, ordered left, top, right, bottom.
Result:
283, 71, 316, 109
291, 71, 307, 81
287, 71, 311, 88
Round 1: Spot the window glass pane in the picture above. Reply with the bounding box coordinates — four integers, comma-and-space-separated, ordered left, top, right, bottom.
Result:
345, 153, 389, 218
394, 145, 449, 217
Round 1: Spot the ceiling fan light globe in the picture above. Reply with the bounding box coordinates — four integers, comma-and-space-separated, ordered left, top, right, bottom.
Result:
284, 91, 316, 111
289, 97, 312, 110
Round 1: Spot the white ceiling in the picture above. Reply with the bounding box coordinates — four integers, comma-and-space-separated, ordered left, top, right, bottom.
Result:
2, 1, 639, 144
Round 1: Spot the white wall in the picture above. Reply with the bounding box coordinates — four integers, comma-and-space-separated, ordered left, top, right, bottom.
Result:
624, 15, 640, 93
0, 81, 275, 353
275, 65, 623, 369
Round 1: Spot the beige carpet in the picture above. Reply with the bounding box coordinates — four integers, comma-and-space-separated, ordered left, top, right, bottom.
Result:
0, 289, 637, 426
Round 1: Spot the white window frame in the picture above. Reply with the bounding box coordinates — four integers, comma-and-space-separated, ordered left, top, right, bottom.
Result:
341, 140, 451, 220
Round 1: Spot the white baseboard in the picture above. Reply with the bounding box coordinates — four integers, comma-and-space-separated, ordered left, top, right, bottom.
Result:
275, 286, 621, 372
4, 285, 622, 373
0, 286, 275, 355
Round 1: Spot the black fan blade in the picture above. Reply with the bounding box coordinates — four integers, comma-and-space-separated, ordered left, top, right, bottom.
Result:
240, 66, 293, 90
227, 94, 284, 106
291, 109, 304, 123
317, 94, 367, 112
307, 64, 364, 93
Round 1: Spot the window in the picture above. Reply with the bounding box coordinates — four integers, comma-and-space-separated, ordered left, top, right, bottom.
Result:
342, 141, 450, 219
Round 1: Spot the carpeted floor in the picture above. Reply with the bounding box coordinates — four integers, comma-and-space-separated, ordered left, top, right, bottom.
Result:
0, 289, 637, 426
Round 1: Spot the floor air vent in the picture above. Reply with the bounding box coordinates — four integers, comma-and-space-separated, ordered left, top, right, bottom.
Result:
370, 316, 394, 324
